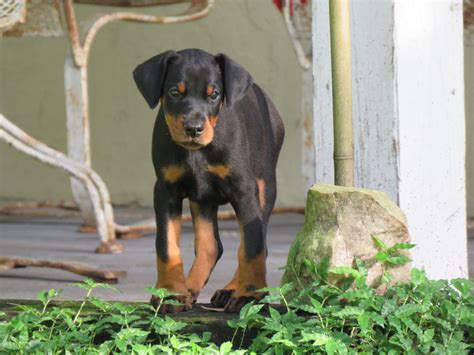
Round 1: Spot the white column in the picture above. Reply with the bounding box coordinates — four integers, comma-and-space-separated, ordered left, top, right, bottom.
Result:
394, 0, 467, 279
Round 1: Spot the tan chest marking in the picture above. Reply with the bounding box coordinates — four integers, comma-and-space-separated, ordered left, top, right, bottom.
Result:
162, 165, 186, 183
206, 164, 231, 179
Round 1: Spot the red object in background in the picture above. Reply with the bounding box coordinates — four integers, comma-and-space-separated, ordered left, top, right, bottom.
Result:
272, 0, 308, 16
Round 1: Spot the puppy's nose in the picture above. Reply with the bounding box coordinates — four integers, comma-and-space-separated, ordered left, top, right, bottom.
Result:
184, 122, 204, 137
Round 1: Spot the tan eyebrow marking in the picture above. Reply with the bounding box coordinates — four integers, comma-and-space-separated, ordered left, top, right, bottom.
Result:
207, 85, 214, 96
178, 83, 186, 94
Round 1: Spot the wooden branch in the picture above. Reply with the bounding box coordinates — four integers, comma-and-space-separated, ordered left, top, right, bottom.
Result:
0, 256, 127, 283
0, 201, 78, 214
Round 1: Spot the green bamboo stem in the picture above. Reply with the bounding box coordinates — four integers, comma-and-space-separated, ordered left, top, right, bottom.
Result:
329, 0, 354, 187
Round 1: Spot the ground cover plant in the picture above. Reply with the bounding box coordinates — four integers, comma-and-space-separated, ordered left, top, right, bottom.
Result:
0, 241, 472, 354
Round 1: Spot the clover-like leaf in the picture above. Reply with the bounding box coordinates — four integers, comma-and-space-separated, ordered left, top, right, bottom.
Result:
372, 235, 387, 252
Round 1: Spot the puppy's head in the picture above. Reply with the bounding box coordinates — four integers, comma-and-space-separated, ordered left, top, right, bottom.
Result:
133, 49, 253, 150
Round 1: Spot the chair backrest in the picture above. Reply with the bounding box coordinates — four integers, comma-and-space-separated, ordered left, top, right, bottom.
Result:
0, 0, 26, 32
1, 0, 210, 37
73, 0, 190, 6
1, 0, 64, 37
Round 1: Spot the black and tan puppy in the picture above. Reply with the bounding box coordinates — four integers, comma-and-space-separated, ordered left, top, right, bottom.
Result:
133, 49, 284, 313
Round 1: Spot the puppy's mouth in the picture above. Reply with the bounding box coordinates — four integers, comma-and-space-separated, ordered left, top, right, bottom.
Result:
176, 139, 206, 151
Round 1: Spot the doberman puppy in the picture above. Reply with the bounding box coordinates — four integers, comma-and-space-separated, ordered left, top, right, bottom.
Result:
133, 49, 284, 313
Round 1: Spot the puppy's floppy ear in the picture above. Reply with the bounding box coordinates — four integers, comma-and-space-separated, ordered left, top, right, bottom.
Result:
215, 53, 253, 108
133, 50, 179, 109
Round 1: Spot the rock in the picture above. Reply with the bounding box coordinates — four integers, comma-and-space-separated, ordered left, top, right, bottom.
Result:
281, 184, 411, 296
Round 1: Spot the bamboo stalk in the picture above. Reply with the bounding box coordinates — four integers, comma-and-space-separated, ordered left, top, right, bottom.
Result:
329, 0, 354, 187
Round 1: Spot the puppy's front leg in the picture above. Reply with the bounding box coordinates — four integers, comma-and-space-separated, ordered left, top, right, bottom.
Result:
186, 201, 223, 303
151, 181, 191, 313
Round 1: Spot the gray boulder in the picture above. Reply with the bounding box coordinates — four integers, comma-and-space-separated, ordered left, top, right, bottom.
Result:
281, 184, 411, 296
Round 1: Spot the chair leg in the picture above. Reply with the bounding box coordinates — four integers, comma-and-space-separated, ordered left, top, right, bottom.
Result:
65, 50, 96, 227
0, 115, 123, 253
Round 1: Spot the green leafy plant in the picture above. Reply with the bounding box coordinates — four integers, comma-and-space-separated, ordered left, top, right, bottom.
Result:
372, 234, 415, 267
264, 269, 468, 353
0, 280, 225, 354
227, 244, 473, 354
0, 243, 472, 354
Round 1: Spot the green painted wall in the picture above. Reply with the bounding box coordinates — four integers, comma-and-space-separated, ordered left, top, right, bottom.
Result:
0, 0, 306, 207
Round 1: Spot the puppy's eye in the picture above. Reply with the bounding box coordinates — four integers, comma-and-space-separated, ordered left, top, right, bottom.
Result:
209, 90, 220, 100
169, 88, 181, 98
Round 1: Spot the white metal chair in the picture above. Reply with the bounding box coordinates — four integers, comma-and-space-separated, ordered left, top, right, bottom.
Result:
0, 0, 214, 252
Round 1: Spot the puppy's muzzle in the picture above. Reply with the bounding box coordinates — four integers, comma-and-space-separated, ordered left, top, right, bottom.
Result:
183, 112, 206, 138
184, 122, 205, 138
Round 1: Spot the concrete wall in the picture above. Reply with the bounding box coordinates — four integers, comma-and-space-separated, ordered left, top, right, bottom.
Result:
0, 0, 306, 207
